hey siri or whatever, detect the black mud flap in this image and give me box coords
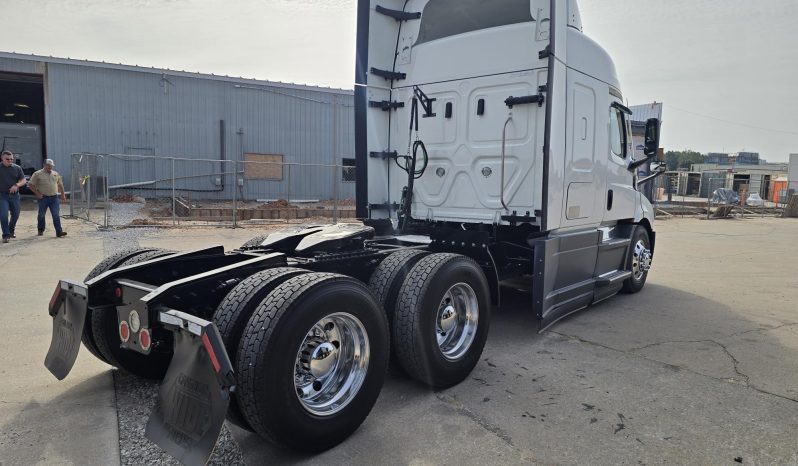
[44,280,88,380]
[146,310,235,466]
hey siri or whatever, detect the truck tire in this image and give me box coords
[621,226,652,294]
[213,267,309,430]
[236,273,389,451]
[367,249,428,320]
[393,253,491,388]
[91,248,176,379]
[81,248,160,364]
[240,234,270,249]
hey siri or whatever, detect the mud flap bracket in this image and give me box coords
[145,310,235,466]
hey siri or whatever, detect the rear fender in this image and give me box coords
[146,310,235,466]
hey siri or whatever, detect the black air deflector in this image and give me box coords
[376,5,421,21]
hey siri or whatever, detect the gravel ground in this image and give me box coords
[108,201,149,226]
[93,224,246,466]
[114,372,244,466]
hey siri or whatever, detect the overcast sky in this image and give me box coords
[3,0,797,161]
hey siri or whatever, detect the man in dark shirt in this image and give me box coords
[1,150,26,243]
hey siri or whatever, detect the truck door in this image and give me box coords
[602,100,637,223]
[560,71,604,228]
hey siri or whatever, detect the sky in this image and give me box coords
[2,0,797,162]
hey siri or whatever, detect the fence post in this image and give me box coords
[287,164,292,205]
[333,164,339,223]
[151,156,157,206]
[104,155,109,228]
[69,154,75,218]
[172,158,176,226]
[232,160,238,228]
[706,178,712,220]
[86,160,92,223]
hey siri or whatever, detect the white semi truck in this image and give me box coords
[45,1,662,464]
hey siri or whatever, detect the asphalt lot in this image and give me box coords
[1,208,797,465]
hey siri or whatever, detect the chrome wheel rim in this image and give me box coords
[631,240,652,281]
[436,283,479,361]
[294,312,370,416]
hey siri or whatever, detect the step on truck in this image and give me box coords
[45,1,663,464]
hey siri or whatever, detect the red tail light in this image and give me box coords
[119,321,130,343]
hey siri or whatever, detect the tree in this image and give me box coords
[664,150,704,171]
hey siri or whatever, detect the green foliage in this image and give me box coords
[664,150,704,171]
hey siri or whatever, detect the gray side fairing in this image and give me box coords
[530,223,635,331]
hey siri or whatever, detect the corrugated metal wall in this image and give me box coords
[1,54,355,201]
[0,56,43,74]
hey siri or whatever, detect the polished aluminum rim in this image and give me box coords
[632,240,653,281]
[436,283,479,361]
[293,312,369,416]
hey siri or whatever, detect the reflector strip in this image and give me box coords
[159,312,182,327]
[49,284,61,310]
[201,333,221,373]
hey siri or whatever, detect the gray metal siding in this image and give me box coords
[0,57,43,74]
[2,56,354,201]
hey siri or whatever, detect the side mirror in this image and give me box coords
[650,161,667,173]
[644,118,661,156]
[638,161,667,188]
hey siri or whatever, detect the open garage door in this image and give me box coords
[0,71,46,175]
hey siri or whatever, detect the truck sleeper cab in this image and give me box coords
[45,2,661,465]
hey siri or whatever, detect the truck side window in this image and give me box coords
[610,106,626,159]
[416,0,534,45]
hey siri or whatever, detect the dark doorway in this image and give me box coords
[0,72,46,174]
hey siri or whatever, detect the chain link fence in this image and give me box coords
[69,153,793,227]
[649,169,788,219]
[67,153,356,228]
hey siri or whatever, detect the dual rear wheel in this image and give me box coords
[213,250,492,452]
[372,252,491,388]
[213,270,390,451]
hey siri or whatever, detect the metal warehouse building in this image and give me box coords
[0,51,355,201]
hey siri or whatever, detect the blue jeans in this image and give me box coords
[0,192,21,239]
[38,196,63,235]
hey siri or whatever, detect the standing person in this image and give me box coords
[28,159,68,238]
[0,150,26,243]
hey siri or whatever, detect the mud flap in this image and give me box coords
[44,280,88,380]
[146,310,235,466]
